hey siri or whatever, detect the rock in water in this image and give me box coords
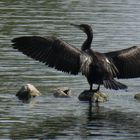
[134,93,140,100]
[16,84,41,103]
[53,87,71,98]
[78,90,108,102]
[93,91,108,102]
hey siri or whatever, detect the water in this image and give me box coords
[0,0,140,139]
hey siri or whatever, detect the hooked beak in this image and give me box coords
[70,23,80,28]
[70,23,85,31]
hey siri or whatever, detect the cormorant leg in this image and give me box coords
[90,84,93,91]
[93,85,100,92]
[89,84,93,108]
[96,85,100,91]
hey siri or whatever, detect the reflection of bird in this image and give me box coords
[12,24,140,91]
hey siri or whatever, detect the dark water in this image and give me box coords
[0,0,140,139]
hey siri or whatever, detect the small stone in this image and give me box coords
[53,87,71,98]
[16,84,41,103]
[134,93,140,100]
[78,90,108,102]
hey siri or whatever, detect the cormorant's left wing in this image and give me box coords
[105,46,140,78]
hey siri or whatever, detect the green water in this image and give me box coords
[0,0,140,139]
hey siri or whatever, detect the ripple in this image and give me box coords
[0,0,140,139]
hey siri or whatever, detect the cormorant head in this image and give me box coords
[71,23,93,36]
[71,23,93,50]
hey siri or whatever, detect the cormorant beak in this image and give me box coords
[70,23,80,29]
[70,23,86,32]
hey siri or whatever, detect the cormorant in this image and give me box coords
[12,24,140,91]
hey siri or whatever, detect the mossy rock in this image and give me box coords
[53,87,71,98]
[78,90,108,102]
[16,84,41,103]
[134,93,140,100]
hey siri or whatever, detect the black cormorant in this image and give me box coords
[12,24,140,91]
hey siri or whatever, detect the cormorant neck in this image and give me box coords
[81,31,93,51]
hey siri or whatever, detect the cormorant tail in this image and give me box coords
[103,79,127,90]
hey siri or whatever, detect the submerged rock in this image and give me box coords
[134,93,140,100]
[16,84,41,103]
[53,87,71,98]
[78,90,108,102]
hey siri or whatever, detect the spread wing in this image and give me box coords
[105,46,140,78]
[12,36,82,75]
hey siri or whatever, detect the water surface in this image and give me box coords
[0,0,140,139]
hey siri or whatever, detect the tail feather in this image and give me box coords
[103,79,127,90]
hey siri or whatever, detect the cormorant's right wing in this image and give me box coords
[12,36,82,75]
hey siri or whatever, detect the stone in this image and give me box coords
[16,84,41,103]
[78,90,108,102]
[53,87,71,98]
[134,93,140,100]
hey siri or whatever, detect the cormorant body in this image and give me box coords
[12,24,140,91]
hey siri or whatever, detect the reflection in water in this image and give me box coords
[0,0,140,139]
[86,106,140,139]
[7,104,140,139]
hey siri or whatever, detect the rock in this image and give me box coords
[93,91,108,102]
[78,90,108,102]
[16,84,41,103]
[134,93,140,100]
[78,90,91,101]
[53,87,71,98]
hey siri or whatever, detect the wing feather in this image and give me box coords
[12,36,82,75]
[106,46,140,78]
